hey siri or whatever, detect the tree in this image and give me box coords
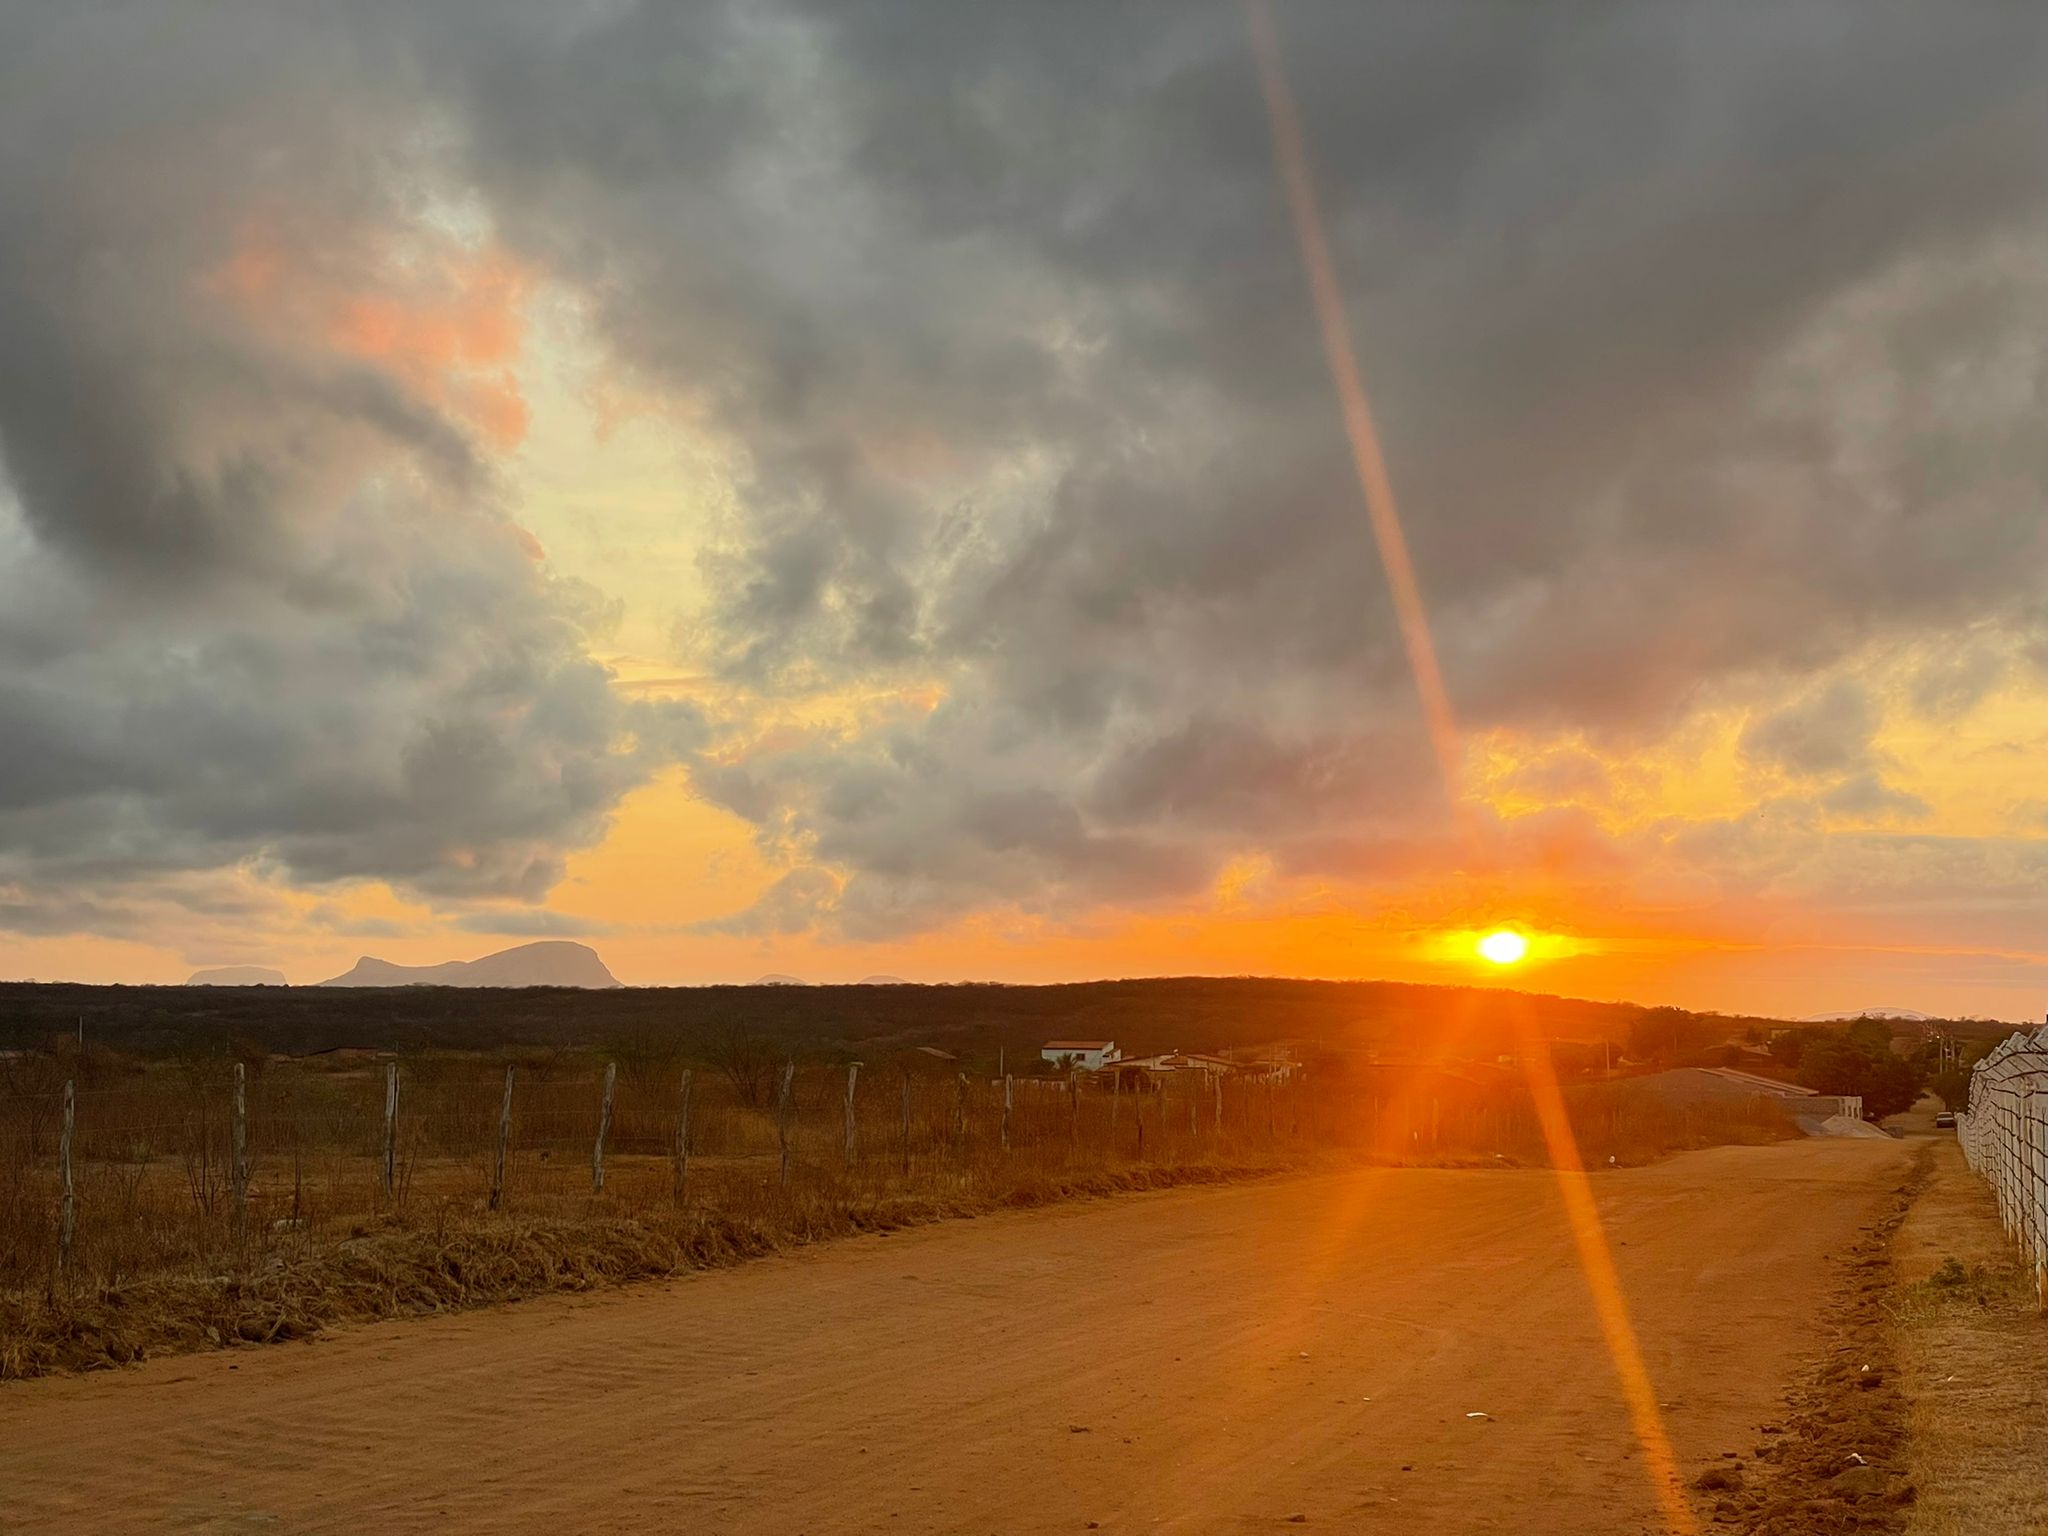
[1795,1033,1929,1120]
[706,1023,783,1107]
[1928,1067,1971,1113]
[1625,1007,1723,1064]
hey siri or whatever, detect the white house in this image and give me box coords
[1041,1039,1119,1071]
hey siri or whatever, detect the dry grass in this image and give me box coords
[1891,1136,2048,1536]
[0,1159,1288,1380]
[1,1047,1798,1379]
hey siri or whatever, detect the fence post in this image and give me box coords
[674,1068,694,1205]
[1214,1073,1224,1135]
[1070,1070,1081,1148]
[956,1072,969,1146]
[490,1066,514,1211]
[844,1062,861,1166]
[901,1071,913,1178]
[593,1061,617,1194]
[59,1079,75,1279]
[382,1060,399,1199]
[777,1061,796,1186]
[1112,1069,1121,1136]
[232,1061,249,1246]
[1001,1074,1013,1152]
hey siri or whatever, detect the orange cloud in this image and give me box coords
[211,217,534,449]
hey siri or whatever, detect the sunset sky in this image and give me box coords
[4,3,2047,1019]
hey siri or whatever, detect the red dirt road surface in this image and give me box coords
[0,1139,1910,1534]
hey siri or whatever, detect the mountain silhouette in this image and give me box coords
[316,941,620,989]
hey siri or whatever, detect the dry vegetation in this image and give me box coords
[1,1039,1795,1379]
[1891,1137,2048,1536]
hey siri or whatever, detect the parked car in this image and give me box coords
[1934,1111,1956,1129]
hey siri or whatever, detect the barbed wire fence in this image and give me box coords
[0,1054,1328,1296]
[1956,1030,2048,1309]
[2,1047,1803,1303]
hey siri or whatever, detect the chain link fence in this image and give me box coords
[1957,1030,2048,1304]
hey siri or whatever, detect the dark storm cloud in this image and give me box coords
[6,1,2048,944]
[0,2,704,935]
[423,0,2048,933]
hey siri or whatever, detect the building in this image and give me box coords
[1628,1066,1874,1134]
[1104,1051,1236,1080]
[1041,1039,1119,1071]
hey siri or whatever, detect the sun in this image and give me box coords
[1477,928,1528,966]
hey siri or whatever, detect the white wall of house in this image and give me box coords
[1041,1042,1117,1071]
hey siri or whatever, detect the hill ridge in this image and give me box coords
[316,941,620,990]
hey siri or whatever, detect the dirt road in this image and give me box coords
[0,1139,1910,1534]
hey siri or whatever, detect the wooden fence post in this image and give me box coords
[674,1068,694,1205]
[900,1071,913,1178]
[592,1061,617,1194]
[1112,1069,1121,1135]
[59,1079,75,1279]
[232,1061,249,1246]
[490,1066,514,1211]
[844,1062,861,1166]
[1214,1073,1224,1135]
[1070,1070,1080,1147]
[1001,1074,1013,1152]
[956,1073,969,1146]
[777,1061,796,1186]
[381,1060,399,1199]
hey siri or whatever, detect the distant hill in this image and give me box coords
[316,941,620,989]
[186,966,288,987]
[755,973,807,986]
[1,972,1813,1062]
[1799,1007,1930,1023]
[857,974,909,985]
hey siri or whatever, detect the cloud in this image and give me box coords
[1821,773,1931,826]
[459,1,2045,935]
[1741,681,1878,778]
[0,3,705,939]
[7,2,2048,954]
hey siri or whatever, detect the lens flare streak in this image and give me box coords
[1244,6,1698,1528]
[1244,0,1461,799]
